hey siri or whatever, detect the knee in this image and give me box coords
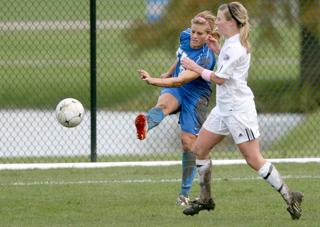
[181,134,196,151]
[191,140,213,160]
[156,104,166,110]
[191,142,200,154]
[191,143,206,158]
[181,139,193,151]
[155,104,170,116]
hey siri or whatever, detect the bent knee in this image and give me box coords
[181,140,194,151]
[191,141,212,159]
[181,133,196,151]
[191,145,204,158]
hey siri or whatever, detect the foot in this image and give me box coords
[176,194,190,206]
[135,114,148,140]
[183,198,215,216]
[287,191,304,220]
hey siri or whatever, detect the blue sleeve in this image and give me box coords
[195,49,216,70]
[179,29,191,50]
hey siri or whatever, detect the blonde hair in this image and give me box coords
[219,2,251,52]
[191,11,220,40]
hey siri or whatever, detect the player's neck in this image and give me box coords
[225,29,240,39]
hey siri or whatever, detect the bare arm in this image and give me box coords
[138,69,199,87]
[181,57,225,85]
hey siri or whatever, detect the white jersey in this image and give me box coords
[214,34,254,116]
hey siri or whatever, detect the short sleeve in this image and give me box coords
[195,49,215,70]
[215,45,244,79]
[195,55,213,70]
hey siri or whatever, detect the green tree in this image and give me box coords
[299,0,320,86]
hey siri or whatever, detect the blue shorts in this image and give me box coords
[161,87,209,135]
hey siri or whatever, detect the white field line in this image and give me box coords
[0,20,132,31]
[1,175,319,187]
[1,158,320,171]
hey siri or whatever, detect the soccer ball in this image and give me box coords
[55,98,85,128]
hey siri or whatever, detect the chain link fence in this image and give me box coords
[0,0,319,163]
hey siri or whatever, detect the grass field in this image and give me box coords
[0,163,319,226]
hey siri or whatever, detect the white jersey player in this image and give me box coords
[181,2,303,220]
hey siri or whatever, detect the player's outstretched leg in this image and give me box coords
[287,191,304,220]
[183,198,215,216]
[135,107,165,140]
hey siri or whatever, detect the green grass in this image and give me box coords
[0,163,319,226]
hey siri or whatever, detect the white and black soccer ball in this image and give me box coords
[55,98,85,128]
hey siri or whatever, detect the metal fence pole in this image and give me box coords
[90,0,97,162]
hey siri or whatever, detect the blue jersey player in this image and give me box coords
[135,11,219,206]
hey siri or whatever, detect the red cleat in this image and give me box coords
[135,114,148,140]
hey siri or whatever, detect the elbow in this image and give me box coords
[171,79,184,87]
[213,76,225,85]
[215,80,224,85]
[172,82,183,87]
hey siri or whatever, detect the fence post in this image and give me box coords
[90,0,97,162]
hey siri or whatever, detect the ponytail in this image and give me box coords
[219,2,251,52]
[239,21,251,53]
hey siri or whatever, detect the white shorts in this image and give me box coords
[203,107,260,144]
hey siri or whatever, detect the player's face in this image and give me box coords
[190,24,209,49]
[215,10,232,37]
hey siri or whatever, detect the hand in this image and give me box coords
[181,57,203,74]
[207,35,220,54]
[138,69,152,84]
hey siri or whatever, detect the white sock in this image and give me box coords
[196,159,212,202]
[196,159,211,167]
[258,162,291,203]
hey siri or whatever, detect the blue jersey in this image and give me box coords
[173,28,216,99]
[160,29,216,134]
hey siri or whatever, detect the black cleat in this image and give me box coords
[183,198,215,216]
[287,191,303,220]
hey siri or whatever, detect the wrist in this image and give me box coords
[201,69,212,81]
[195,65,205,75]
